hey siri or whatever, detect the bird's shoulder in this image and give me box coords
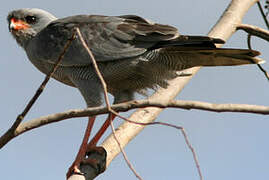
[28,14,180,66]
[45,14,179,44]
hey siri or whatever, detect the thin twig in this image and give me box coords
[237,24,269,81]
[110,119,143,180]
[236,24,269,42]
[1,99,269,148]
[0,30,76,148]
[247,33,252,49]
[109,110,203,180]
[180,128,203,180]
[247,31,269,81]
[75,27,143,180]
[75,27,111,109]
[257,1,269,29]
[254,1,269,81]
[266,0,269,16]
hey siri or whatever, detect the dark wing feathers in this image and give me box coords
[149,35,225,50]
[30,14,223,66]
[118,15,153,23]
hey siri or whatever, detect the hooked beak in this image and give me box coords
[9,18,30,31]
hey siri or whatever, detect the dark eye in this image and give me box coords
[25,16,37,24]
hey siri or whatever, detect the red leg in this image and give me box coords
[66,116,96,179]
[87,113,116,147]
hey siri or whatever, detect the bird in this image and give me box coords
[7,8,264,178]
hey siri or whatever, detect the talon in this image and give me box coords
[66,164,83,179]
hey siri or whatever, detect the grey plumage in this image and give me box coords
[7,8,264,107]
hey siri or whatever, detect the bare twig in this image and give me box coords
[246,33,269,81]
[110,120,143,180]
[0,31,76,149]
[75,28,111,109]
[236,24,269,42]
[257,1,269,29]
[247,33,252,49]
[180,128,203,180]
[1,99,269,148]
[253,2,269,81]
[265,0,269,16]
[108,110,203,180]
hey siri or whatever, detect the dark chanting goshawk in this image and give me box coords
[7,8,264,178]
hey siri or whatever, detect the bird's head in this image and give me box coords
[7,8,57,48]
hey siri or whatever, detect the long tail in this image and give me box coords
[158,47,264,69]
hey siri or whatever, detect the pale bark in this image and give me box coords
[237,24,269,42]
[2,99,269,149]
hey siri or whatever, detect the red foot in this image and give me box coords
[66,116,96,179]
[66,146,107,179]
[88,113,116,147]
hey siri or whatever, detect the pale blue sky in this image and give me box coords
[0,0,268,180]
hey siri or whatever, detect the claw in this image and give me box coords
[84,146,107,175]
[66,164,83,179]
[67,147,107,179]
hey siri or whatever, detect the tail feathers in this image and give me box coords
[161,47,265,68]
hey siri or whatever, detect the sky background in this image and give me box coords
[0,0,269,180]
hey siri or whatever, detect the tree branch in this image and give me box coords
[1,99,268,149]
[257,1,269,29]
[243,27,269,81]
[236,24,269,42]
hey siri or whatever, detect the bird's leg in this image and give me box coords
[66,116,96,179]
[66,113,114,178]
[87,113,116,147]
